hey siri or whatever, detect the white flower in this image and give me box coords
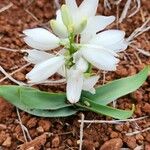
[23,28,60,50]
[26,56,65,83]
[88,29,128,52]
[66,68,84,103]
[51,0,115,38]
[23,0,128,104]
[23,49,54,64]
[50,10,68,38]
[83,75,99,94]
[66,58,99,103]
[80,30,127,71]
[80,16,115,43]
[75,57,89,72]
[66,67,100,103]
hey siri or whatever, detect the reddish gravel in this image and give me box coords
[0,0,150,149]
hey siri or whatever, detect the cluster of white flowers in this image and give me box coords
[23,0,128,103]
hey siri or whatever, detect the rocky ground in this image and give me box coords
[0,0,149,149]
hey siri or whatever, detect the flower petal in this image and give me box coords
[57,65,66,77]
[107,39,128,52]
[23,49,54,64]
[26,56,65,83]
[81,15,115,43]
[50,10,68,38]
[79,0,99,18]
[66,69,83,103]
[65,0,79,24]
[83,75,99,94]
[73,51,82,63]
[89,30,127,52]
[82,48,119,71]
[65,0,78,12]
[76,57,88,72]
[23,28,60,50]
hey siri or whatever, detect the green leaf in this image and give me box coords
[77,97,134,119]
[20,107,77,117]
[83,66,150,105]
[0,85,71,110]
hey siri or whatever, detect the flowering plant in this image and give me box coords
[0,0,149,119]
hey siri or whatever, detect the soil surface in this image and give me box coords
[0,0,150,150]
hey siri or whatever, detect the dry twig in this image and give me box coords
[127,18,150,42]
[130,45,150,57]
[78,116,148,124]
[126,127,150,136]
[104,0,111,10]
[16,108,32,142]
[0,66,26,85]
[24,9,39,21]
[119,0,141,23]
[0,63,31,83]
[54,0,61,9]
[119,0,131,23]
[79,114,85,150]
[28,79,66,85]
[0,2,13,13]
[0,46,20,52]
[128,0,141,18]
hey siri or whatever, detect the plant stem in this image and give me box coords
[69,32,75,54]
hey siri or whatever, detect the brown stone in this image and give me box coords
[52,136,60,148]
[0,124,7,130]
[110,132,119,138]
[83,140,95,150]
[2,136,12,147]
[124,137,137,149]
[131,90,143,102]
[145,133,150,142]
[36,126,44,133]
[26,118,37,128]
[38,120,51,131]
[0,131,7,144]
[115,124,123,132]
[100,138,123,150]
[67,139,73,146]
[13,72,25,81]
[19,134,47,150]
[143,103,150,113]
[0,98,14,122]
[145,144,150,150]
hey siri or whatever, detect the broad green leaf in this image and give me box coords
[0,85,71,110]
[77,97,134,119]
[20,107,77,117]
[83,66,150,105]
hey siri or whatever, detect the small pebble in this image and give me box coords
[36,126,44,133]
[2,136,11,147]
[124,137,137,149]
[100,138,123,150]
[38,120,51,131]
[0,124,7,130]
[52,136,60,148]
[110,132,119,138]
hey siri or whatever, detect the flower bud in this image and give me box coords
[75,17,87,34]
[61,5,73,32]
